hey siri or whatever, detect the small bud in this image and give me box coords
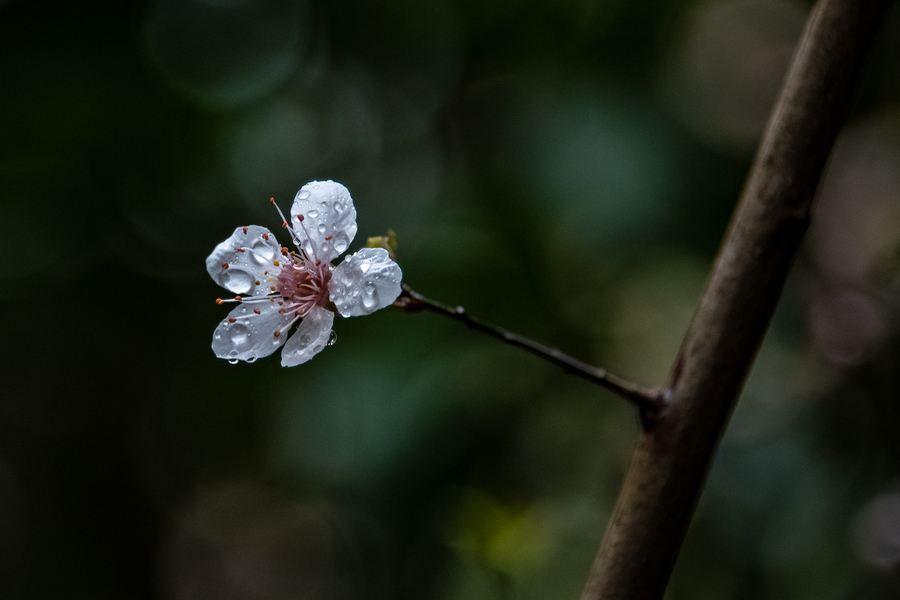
[366,229,398,259]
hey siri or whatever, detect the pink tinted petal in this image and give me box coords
[328,247,402,317]
[280,306,335,367]
[212,300,295,363]
[206,225,284,297]
[289,181,357,262]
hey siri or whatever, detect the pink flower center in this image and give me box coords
[276,256,333,317]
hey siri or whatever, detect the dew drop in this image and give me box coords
[246,355,257,363]
[220,269,253,294]
[361,285,378,310]
[334,202,344,214]
[327,330,337,346]
[317,223,327,234]
[230,323,251,346]
[307,209,319,218]
[313,344,324,353]
[249,241,276,264]
[298,190,311,200]
[333,233,349,254]
[359,262,371,274]
[300,334,312,347]
[228,359,239,364]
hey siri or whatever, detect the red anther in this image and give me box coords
[242,226,248,234]
[215,298,224,305]
[237,248,245,253]
[255,280,260,286]
[270,197,275,204]
[235,296,242,301]
[228,318,236,323]
[222,263,229,269]
[264,270,269,275]
[273,330,281,338]
[278,309,286,314]
[253,309,261,315]
[325,235,333,240]
[282,222,288,229]
[297,214,305,221]
[262,233,269,240]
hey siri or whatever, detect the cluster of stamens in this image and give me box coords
[215,197,334,339]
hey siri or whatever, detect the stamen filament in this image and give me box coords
[270,197,304,248]
[216,294,280,304]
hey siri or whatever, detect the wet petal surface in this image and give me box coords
[212,299,295,363]
[329,247,403,317]
[289,180,357,263]
[281,305,335,367]
[206,225,284,297]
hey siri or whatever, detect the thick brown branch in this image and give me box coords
[581,1,893,599]
[395,284,665,419]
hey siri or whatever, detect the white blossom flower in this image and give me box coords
[206,180,403,366]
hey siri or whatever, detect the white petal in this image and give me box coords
[207,225,285,297]
[212,300,295,363]
[328,247,403,317]
[289,180,357,262]
[281,305,335,367]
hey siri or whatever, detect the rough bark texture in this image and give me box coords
[580,1,894,599]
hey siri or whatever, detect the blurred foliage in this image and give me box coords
[1,0,900,598]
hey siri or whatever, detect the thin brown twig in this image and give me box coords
[394,283,666,422]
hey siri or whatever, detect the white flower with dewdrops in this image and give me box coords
[206,180,403,366]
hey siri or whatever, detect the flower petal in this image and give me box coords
[207,225,284,297]
[281,305,335,367]
[212,300,296,363]
[290,180,357,263]
[328,247,403,317]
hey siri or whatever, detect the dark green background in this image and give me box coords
[2,0,900,598]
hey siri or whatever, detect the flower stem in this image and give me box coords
[394,284,666,423]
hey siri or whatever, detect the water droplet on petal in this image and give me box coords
[307,209,319,218]
[219,269,253,294]
[228,359,239,364]
[359,262,371,274]
[361,285,378,310]
[317,223,327,234]
[334,202,344,214]
[246,355,257,363]
[249,240,275,264]
[298,190,311,200]
[333,233,349,254]
[327,330,337,346]
[230,323,251,346]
